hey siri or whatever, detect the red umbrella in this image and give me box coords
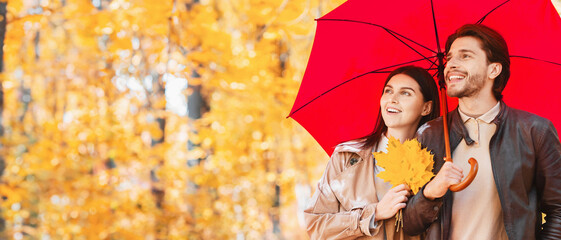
[289,0,561,157]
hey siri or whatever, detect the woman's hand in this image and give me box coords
[375,184,410,220]
[423,161,463,200]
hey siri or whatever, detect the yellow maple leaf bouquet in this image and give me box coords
[372,136,435,230]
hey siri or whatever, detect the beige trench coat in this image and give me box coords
[304,141,421,240]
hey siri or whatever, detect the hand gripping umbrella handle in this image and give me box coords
[444,157,478,192]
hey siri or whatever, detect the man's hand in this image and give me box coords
[375,184,410,220]
[423,162,463,200]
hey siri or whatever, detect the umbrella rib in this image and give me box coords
[384,30,438,66]
[510,55,561,66]
[431,71,439,78]
[426,56,438,72]
[288,57,432,117]
[476,0,511,24]
[317,18,437,54]
[430,0,443,54]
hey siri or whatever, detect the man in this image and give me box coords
[402,24,561,240]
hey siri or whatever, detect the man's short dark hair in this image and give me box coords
[445,24,510,100]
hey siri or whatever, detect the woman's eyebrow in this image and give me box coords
[400,87,416,92]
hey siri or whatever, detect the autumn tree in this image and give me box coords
[1,0,193,238]
[181,0,344,238]
[0,0,348,239]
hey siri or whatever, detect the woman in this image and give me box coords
[304,66,440,240]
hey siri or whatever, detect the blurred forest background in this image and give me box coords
[0,0,559,239]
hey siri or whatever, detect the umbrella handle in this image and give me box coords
[445,157,478,192]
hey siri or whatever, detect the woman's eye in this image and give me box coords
[401,91,411,96]
[384,89,392,94]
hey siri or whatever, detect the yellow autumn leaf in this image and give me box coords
[373,137,435,194]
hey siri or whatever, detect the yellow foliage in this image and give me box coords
[6,0,24,15]
[0,0,346,238]
[373,137,435,194]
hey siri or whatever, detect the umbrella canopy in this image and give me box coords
[289,0,561,156]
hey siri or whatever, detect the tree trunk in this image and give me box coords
[0,1,7,233]
[187,79,207,166]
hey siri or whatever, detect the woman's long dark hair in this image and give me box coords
[360,65,440,150]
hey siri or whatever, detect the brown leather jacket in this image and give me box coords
[304,141,421,240]
[402,101,561,240]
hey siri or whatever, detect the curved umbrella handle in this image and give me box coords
[444,157,478,192]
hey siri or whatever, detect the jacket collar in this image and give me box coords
[335,141,375,161]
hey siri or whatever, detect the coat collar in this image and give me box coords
[334,140,375,161]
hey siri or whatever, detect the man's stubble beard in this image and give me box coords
[447,73,486,99]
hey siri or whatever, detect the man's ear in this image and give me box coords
[488,63,502,79]
[421,101,433,116]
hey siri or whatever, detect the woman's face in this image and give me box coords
[380,74,432,131]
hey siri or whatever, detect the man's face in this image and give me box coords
[444,36,492,98]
